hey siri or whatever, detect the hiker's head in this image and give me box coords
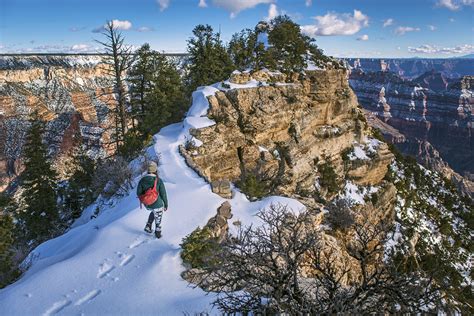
[147,161,158,174]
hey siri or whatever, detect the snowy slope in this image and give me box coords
[0,85,305,316]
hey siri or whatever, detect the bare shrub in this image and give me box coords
[92,155,133,198]
[191,204,444,314]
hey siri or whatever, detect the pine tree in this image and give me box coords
[19,118,58,242]
[129,43,155,128]
[186,24,234,93]
[0,205,17,288]
[228,29,257,71]
[64,145,95,220]
[124,48,187,159]
[142,52,187,134]
[266,15,313,74]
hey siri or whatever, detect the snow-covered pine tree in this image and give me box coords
[19,117,59,242]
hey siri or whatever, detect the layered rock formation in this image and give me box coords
[346,57,474,79]
[0,55,116,191]
[349,70,473,177]
[182,69,393,206]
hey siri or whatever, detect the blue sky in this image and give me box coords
[0,0,473,57]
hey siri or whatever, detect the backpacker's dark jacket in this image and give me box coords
[137,174,168,210]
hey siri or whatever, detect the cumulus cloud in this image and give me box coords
[437,0,474,10]
[428,25,437,31]
[266,4,279,21]
[157,0,170,11]
[357,34,369,41]
[198,0,207,7]
[383,18,394,27]
[71,44,91,51]
[301,10,369,36]
[212,0,273,18]
[305,0,312,6]
[394,26,420,35]
[408,44,474,54]
[136,26,154,32]
[92,19,132,33]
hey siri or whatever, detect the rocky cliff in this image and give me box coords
[349,70,473,178]
[0,55,116,191]
[180,69,471,299]
[181,69,393,208]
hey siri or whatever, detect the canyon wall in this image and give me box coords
[0,55,116,191]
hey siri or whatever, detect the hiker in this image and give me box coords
[137,161,168,239]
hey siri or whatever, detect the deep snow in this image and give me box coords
[0,85,305,316]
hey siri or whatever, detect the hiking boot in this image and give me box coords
[155,230,162,239]
[144,223,152,234]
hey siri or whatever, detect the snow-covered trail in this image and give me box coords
[0,86,305,316]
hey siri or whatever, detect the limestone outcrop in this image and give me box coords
[182,69,393,202]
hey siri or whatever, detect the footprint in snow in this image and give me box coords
[119,254,135,267]
[128,236,151,249]
[74,289,101,306]
[42,299,71,316]
[97,262,115,279]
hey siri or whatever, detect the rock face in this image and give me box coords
[183,69,393,202]
[0,55,115,191]
[349,69,473,176]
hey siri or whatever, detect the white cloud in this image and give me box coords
[212,0,273,18]
[92,19,132,33]
[198,0,207,7]
[449,18,455,22]
[437,0,474,10]
[266,4,279,21]
[305,0,312,6]
[136,26,154,32]
[357,34,369,41]
[111,20,132,30]
[71,44,91,51]
[428,25,437,31]
[394,26,420,35]
[383,18,394,27]
[408,44,474,54]
[157,0,170,11]
[301,10,369,36]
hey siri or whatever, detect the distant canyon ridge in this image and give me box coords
[0,54,472,196]
[346,58,473,190]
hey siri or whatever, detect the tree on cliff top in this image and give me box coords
[227,16,335,74]
[95,20,134,153]
[186,24,234,93]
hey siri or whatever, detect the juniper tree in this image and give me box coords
[186,24,234,93]
[19,118,58,242]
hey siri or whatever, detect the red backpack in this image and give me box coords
[139,177,159,206]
